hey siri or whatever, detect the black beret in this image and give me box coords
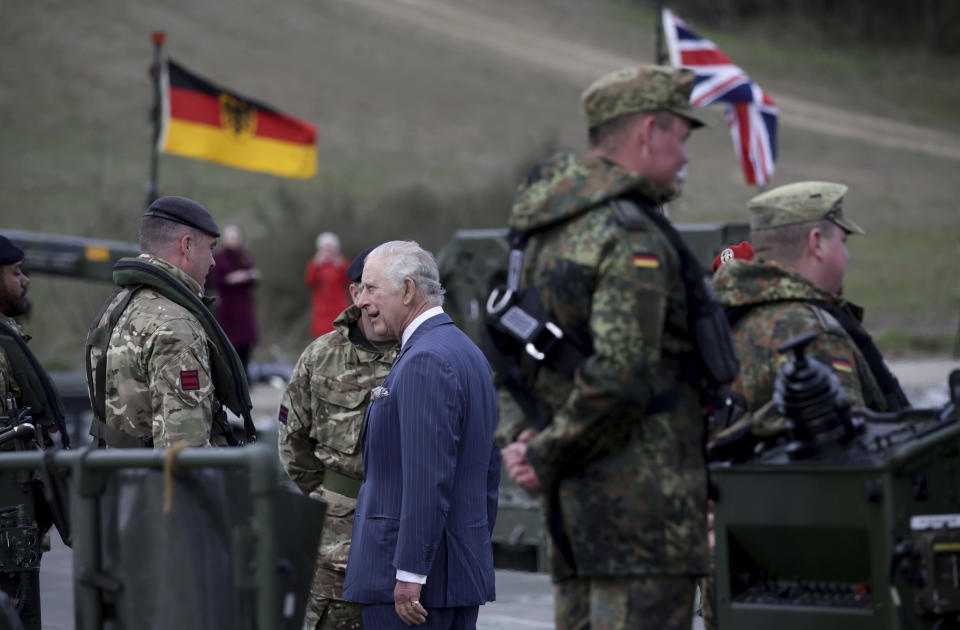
[347,246,377,283]
[143,196,221,237]
[0,236,24,266]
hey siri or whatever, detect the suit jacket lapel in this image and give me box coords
[360,313,453,470]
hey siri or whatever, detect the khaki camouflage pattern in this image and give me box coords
[0,314,24,407]
[555,575,695,630]
[712,259,886,437]
[303,587,362,630]
[91,254,225,447]
[510,152,709,581]
[278,305,396,613]
[581,65,706,129]
[749,181,865,235]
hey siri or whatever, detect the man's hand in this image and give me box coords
[502,429,544,493]
[394,580,428,626]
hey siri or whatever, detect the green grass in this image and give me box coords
[2,0,958,366]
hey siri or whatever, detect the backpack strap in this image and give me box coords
[613,196,740,389]
[84,286,151,448]
[0,320,69,447]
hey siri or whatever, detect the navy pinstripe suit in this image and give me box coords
[342,313,500,617]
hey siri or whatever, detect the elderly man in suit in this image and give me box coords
[342,241,500,629]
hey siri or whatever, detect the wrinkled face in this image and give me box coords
[356,255,409,342]
[350,282,394,343]
[222,225,243,250]
[0,262,29,317]
[185,233,218,289]
[819,225,850,295]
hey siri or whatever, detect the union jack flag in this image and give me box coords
[662,9,778,187]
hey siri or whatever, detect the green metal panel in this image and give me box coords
[0,445,324,630]
[711,403,960,630]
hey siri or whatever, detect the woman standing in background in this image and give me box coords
[211,223,261,373]
[304,232,350,338]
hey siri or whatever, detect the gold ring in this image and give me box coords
[411,601,421,609]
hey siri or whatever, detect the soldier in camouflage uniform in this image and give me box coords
[0,238,32,408]
[0,235,69,630]
[712,181,908,438]
[278,248,397,630]
[87,196,242,448]
[500,66,711,630]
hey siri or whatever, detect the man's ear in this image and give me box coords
[633,114,657,153]
[402,277,416,305]
[807,227,824,261]
[177,233,193,259]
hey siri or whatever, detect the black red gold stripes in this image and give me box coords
[159,59,317,179]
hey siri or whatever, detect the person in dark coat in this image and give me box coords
[211,223,260,372]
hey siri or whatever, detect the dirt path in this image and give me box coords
[348,0,960,161]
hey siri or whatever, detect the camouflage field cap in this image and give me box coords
[581,65,707,130]
[749,181,865,235]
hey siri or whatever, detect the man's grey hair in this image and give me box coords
[588,110,675,152]
[367,240,445,306]
[751,219,836,264]
[139,216,206,255]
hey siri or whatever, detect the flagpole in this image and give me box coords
[146,30,165,209]
[655,0,665,64]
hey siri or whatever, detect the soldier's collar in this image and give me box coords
[137,253,206,299]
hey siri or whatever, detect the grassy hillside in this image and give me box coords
[1,0,958,366]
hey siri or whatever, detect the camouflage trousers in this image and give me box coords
[303,566,362,630]
[554,575,696,630]
[698,574,717,630]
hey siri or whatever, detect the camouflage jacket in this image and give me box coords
[278,305,396,592]
[712,259,886,428]
[92,254,226,447]
[0,314,24,408]
[510,152,708,580]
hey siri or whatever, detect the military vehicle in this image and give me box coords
[436,222,751,572]
[709,332,960,630]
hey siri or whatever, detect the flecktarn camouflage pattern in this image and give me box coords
[507,151,709,588]
[278,305,396,629]
[748,181,865,235]
[90,254,224,447]
[712,258,886,436]
[581,65,706,129]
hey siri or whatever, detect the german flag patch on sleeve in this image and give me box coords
[632,253,660,269]
[831,359,853,374]
[180,370,200,391]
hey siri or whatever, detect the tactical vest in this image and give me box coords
[85,258,256,448]
[485,194,739,428]
[0,320,68,445]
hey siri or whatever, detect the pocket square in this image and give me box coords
[371,386,390,400]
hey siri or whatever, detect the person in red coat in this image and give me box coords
[210,223,261,373]
[305,232,350,338]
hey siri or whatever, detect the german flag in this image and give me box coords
[159,59,317,179]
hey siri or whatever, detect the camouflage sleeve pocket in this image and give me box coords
[312,377,369,455]
[155,339,215,408]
